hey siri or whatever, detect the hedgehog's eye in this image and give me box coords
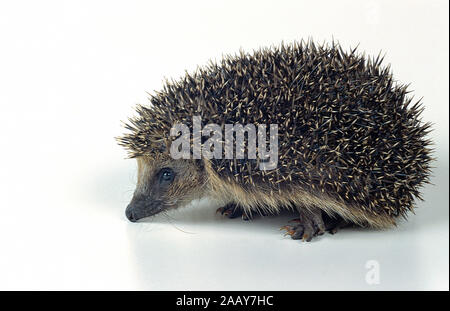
[159,168,175,185]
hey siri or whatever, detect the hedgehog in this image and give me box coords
[118,41,433,242]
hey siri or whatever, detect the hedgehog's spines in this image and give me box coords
[118,41,433,220]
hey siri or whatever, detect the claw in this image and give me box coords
[281,210,349,242]
[302,234,311,242]
[280,225,295,236]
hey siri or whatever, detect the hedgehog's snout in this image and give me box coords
[125,205,138,222]
[125,194,163,222]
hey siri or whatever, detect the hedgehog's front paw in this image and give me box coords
[216,204,250,220]
[281,209,326,242]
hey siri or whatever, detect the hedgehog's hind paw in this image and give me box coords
[216,204,250,220]
[281,208,326,242]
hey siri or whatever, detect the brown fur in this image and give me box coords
[136,155,207,211]
[203,159,395,228]
[136,155,395,228]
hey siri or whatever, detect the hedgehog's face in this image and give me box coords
[125,155,205,222]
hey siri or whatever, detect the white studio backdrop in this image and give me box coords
[0,0,448,290]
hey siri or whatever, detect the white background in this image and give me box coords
[0,0,448,290]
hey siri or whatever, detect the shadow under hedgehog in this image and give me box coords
[117,41,433,242]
